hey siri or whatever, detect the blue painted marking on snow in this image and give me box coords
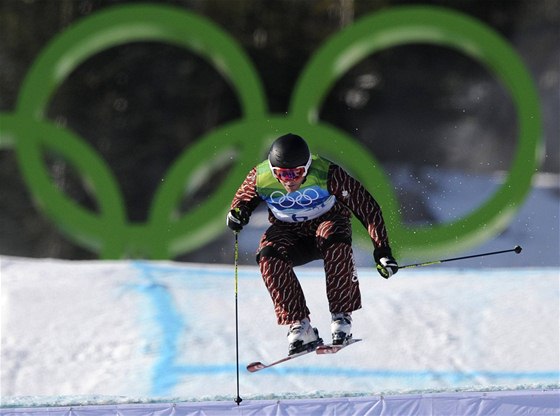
[266,367,560,382]
[168,365,558,382]
[132,261,189,396]
[128,262,559,394]
[130,261,255,396]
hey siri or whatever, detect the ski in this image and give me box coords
[247,338,362,372]
[315,338,362,354]
[246,347,317,372]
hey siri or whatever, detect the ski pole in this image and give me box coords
[398,245,522,269]
[233,232,243,405]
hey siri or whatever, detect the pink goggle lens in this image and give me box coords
[272,166,306,181]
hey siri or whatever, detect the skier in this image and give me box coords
[226,133,398,355]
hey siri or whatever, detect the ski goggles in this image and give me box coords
[269,156,312,182]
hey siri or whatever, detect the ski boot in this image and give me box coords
[287,317,323,355]
[331,312,352,345]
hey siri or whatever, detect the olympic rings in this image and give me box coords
[270,188,321,208]
[0,5,541,259]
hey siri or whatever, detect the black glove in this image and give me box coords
[226,208,249,232]
[374,246,399,279]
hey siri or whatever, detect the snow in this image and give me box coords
[1,257,558,408]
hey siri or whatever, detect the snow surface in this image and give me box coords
[1,257,558,408]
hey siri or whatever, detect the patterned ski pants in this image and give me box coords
[257,215,361,325]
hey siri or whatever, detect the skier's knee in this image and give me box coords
[256,245,286,264]
[321,234,352,248]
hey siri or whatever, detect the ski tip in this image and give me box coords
[247,361,265,372]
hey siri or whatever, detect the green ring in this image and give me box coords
[291,5,541,257]
[17,4,266,119]
[8,4,267,257]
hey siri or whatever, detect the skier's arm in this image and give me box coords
[328,164,398,278]
[328,164,389,247]
[227,167,261,232]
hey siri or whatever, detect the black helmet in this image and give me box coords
[268,133,310,168]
